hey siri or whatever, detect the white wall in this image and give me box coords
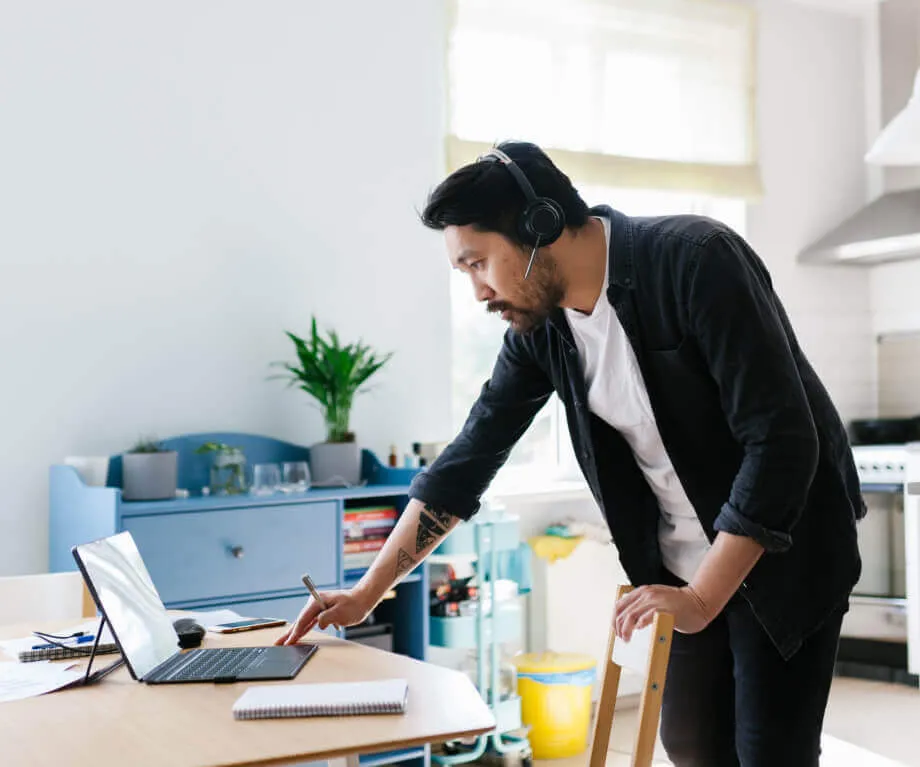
[745,0,876,423]
[0,1,451,575]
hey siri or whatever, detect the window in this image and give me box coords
[445,0,761,198]
[446,0,759,487]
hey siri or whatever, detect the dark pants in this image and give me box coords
[657,572,846,767]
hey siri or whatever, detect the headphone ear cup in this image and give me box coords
[521,197,566,246]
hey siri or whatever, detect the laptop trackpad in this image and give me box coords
[237,644,317,680]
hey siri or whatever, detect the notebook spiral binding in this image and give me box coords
[234,699,402,720]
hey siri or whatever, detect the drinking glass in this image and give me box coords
[251,463,281,495]
[282,461,311,492]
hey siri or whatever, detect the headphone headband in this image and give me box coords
[480,148,539,202]
[477,145,566,250]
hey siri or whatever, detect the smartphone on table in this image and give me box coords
[207,617,287,634]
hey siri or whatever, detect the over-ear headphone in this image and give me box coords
[479,146,566,249]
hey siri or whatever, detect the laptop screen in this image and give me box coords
[73,531,179,680]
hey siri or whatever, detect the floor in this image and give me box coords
[523,676,920,767]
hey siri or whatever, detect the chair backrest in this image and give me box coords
[588,585,674,767]
[0,571,96,625]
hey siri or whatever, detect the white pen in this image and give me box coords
[301,573,328,610]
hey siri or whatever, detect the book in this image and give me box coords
[18,643,119,663]
[344,539,387,554]
[344,507,397,541]
[232,678,409,720]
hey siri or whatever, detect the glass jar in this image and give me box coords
[209,448,247,495]
[459,648,518,703]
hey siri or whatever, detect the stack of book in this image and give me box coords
[343,506,397,577]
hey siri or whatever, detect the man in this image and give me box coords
[277,141,864,767]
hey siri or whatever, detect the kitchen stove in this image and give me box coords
[852,444,908,486]
[838,444,917,686]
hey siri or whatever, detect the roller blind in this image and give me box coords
[446,0,762,199]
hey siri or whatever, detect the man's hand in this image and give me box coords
[274,588,374,646]
[614,584,712,641]
[274,499,461,647]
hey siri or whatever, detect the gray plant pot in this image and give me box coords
[310,441,361,487]
[122,451,178,501]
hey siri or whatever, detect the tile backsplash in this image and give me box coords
[878,332,920,418]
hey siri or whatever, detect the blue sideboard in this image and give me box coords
[49,432,430,767]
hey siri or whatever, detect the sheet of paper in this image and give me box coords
[611,623,653,674]
[0,619,116,659]
[0,661,84,703]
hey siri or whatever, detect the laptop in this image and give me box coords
[72,531,317,684]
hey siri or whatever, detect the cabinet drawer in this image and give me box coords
[123,501,339,605]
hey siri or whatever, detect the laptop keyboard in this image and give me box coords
[151,647,266,682]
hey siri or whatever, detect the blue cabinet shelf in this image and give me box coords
[49,431,429,767]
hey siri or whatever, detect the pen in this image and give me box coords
[301,573,328,610]
[32,635,95,650]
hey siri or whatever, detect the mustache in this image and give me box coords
[487,301,530,316]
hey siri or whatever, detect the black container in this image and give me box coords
[848,416,920,445]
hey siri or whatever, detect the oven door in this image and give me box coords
[843,489,907,642]
[905,444,920,676]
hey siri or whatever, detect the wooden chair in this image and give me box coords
[588,585,675,767]
[0,571,96,624]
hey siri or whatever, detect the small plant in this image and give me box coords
[129,437,166,453]
[271,316,393,443]
[194,441,238,456]
[195,441,247,495]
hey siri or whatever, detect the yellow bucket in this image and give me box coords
[512,651,597,759]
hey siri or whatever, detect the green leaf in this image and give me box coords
[270,315,393,441]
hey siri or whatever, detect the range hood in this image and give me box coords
[799,188,920,265]
[799,1,920,267]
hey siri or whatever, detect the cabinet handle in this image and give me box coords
[229,545,245,559]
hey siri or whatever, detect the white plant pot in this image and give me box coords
[310,441,361,487]
[64,456,110,487]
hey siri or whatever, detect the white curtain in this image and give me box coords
[446,0,762,199]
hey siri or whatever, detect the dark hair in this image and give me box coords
[421,140,590,247]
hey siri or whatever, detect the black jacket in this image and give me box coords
[409,204,864,660]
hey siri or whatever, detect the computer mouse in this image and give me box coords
[173,618,206,649]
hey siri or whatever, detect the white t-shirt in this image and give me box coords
[563,216,711,583]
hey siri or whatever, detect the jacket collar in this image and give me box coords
[546,204,634,342]
[591,204,634,290]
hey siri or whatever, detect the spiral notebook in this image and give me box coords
[232,679,408,720]
[18,643,118,663]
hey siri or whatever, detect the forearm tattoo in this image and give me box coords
[415,503,454,554]
[395,504,457,580]
[395,548,416,578]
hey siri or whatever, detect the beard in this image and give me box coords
[487,250,565,334]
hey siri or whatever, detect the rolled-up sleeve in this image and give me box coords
[687,231,819,552]
[408,329,554,520]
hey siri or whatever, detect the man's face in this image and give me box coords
[446,225,564,334]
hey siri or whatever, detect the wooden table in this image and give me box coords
[0,619,495,767]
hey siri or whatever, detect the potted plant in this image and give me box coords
[271,316,392,486]
[122,437,178,501]
[195,441,247,495]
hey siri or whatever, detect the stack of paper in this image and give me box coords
[0,661,85,703]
